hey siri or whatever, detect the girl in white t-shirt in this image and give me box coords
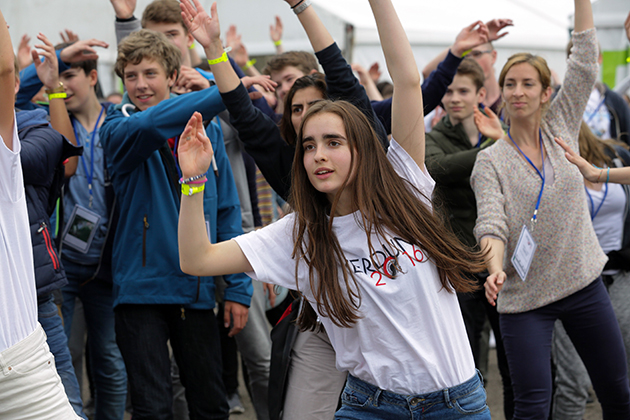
[178,0,490,418]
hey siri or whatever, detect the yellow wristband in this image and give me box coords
[189,42,196,50]
[242,59,257,71]
[274,40,283,47]
[48,92,68,100]
[460,49,472,58]
[182,183,205,196]
[207,52,228,66]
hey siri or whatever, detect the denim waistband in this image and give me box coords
[345,370,484,408]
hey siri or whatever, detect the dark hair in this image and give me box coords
[376,81,393,99]
[263,51,318,76]
[114,29,181,79]
[55,42,98,75]
[289,100,485,329]
[142,0,188,33]
[457,58,485,91]
[280,73,327,146]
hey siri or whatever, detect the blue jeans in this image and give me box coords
[335,371,490,419]
[38,294,87,419]
[501,278,630,419]
[61,258,127,420]
[115,304,229,420]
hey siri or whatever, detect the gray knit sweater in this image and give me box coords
[471,29,606,314]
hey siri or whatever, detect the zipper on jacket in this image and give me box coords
[39,222,60,270]
[142,215,149,267]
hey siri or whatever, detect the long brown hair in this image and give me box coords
[578,121,628,167]
[289,100,486,329]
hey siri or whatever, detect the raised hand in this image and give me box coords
[485,18,513,42]
[59,38,109,63]
[269,15,283,44]
[17,34,32,70]
[178,112,214,179]
[110,0,137,20]
[473,107,504,142]
[555,137,601,182]
[32,33,60,90]
[225,25,248,68]
[351,63,370,85]
[180,0,221,50]
[368,62,381,83]
[451,21,490,57]
[625,11,630,42]
[485,271,506,306]
[60,29,79,44]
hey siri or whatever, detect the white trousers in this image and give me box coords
[0,324,80,419]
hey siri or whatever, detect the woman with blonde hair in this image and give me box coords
[471,0,630,417]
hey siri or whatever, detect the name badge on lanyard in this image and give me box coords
[508,129,545,281]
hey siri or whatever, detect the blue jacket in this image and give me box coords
[17,109,82,301]
[100,89,252,309]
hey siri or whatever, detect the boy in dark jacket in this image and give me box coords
[425,58,513,419]
[100,29,251,420]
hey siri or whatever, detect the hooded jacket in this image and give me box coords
[100,89,252,309]
[425,114,505,248]
[17,109,83,301]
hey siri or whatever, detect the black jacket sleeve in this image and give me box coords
[371,51,462,135]
[221,83,295,201]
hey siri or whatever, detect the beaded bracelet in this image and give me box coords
[179,172,208,185]
[187,178,207,185]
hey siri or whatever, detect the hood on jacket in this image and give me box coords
[16,108,50,130]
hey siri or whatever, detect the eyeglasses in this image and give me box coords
[468,50,493,58]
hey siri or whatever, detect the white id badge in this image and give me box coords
[61,205,101,253]
[511,225,537,281]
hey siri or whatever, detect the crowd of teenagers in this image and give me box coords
[2,0,630,419]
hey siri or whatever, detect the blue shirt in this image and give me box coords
[62,116,109,263]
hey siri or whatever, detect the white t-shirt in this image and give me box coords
[0,115,38,353]
[235,139,475,395]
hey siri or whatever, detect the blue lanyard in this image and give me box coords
[585,183,608,220]
[73,105,105,208]
[585,97,606,125]
[508,128,545,223]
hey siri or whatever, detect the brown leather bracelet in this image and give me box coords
[45,82,65,95]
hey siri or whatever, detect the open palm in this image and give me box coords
[181,0,221,49]
[178,112,214,179]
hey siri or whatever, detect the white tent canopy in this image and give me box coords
[6,0,625,94]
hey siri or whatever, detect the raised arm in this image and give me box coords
[178,112,253,278]
[368,0,423,166]
[0,9,14,148]
[31,33,78,177]
[182,1,240,94]
[421,20,496,79]
[284,0,333,52]
[270,15,284,54]
[574,0,594,32]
